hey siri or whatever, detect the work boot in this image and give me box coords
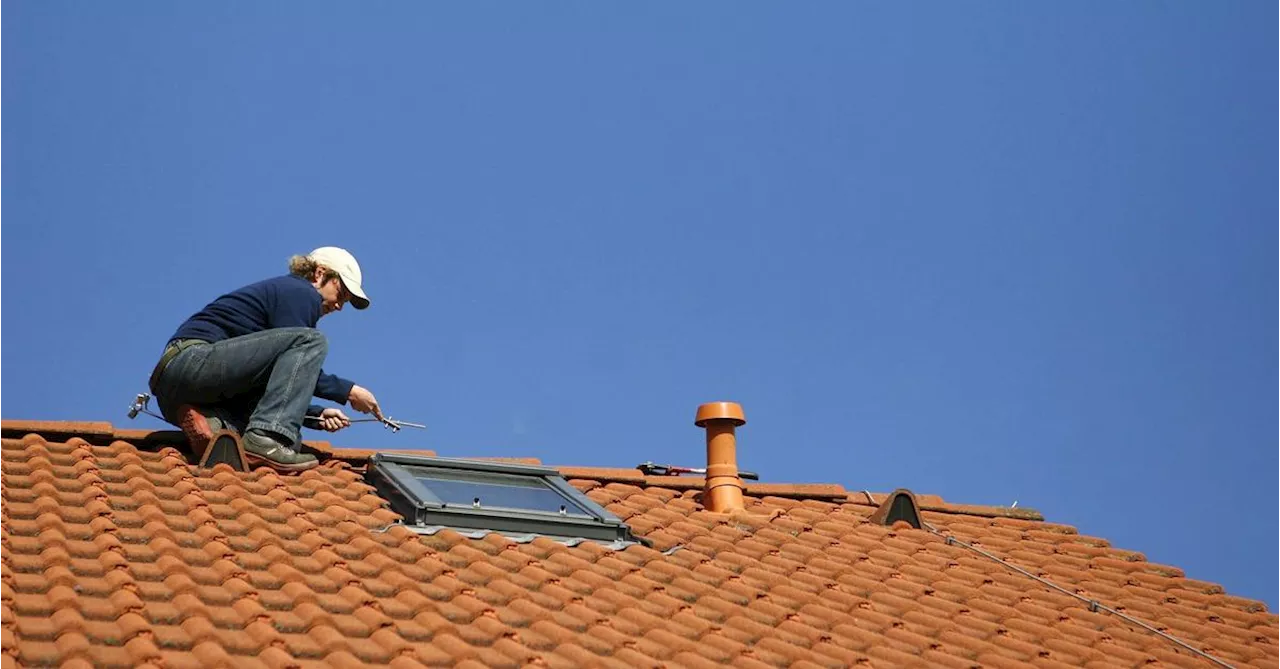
[175,405,215,457]
[242,430,319,472]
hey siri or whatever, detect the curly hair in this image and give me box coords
[288,255,340,283]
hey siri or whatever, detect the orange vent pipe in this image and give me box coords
[695,401,746,513]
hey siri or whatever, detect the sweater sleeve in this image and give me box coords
[303,404,327,431]
[315,372,355,405]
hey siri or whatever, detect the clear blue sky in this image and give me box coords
[4,3,1275,609]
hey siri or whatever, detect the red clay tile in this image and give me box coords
[1043,636,1107,663]
[730,650,785,669]
[3,424,1276,669]
[864,642,929,666]
[919,648,983,669]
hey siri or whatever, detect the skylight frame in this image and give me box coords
[367,453,636,543]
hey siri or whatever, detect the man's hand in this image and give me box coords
[348,385,384,420]
[317,408,352,432]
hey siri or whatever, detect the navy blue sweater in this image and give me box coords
[169,274,355,409]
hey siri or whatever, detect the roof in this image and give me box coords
[2,419,1276,668]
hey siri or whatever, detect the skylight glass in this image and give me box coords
[366,453,637,543]
[406,466,594,517]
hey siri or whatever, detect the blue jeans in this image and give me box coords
[152,328,328,446]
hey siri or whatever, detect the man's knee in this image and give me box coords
[297,328,328,355]
[276,327,327,351]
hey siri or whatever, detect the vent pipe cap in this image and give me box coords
[695,402,746,427]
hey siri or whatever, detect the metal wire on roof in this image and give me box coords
[921,521,1236,669]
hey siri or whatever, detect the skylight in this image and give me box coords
[366,453,637,543]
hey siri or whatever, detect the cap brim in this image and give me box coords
[338,274,370,310]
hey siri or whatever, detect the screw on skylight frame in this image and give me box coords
[464,494,571,516]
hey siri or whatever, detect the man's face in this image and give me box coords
[316,273,351,316]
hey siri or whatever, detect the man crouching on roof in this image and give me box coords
[148,247,384,472]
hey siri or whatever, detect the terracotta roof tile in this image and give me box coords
[2,421,1277,667]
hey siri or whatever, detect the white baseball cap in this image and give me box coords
[308,246,370,309]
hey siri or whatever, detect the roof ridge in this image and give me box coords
[0,419,1042,520]
[555,466,1044,521]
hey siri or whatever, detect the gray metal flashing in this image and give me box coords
[405,524,644,550]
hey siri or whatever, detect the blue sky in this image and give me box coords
[4,3,1275,609]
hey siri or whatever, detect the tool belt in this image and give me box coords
[148,339,208,392]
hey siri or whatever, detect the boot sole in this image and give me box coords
[244,451,320,473]
[175,405,214,457]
